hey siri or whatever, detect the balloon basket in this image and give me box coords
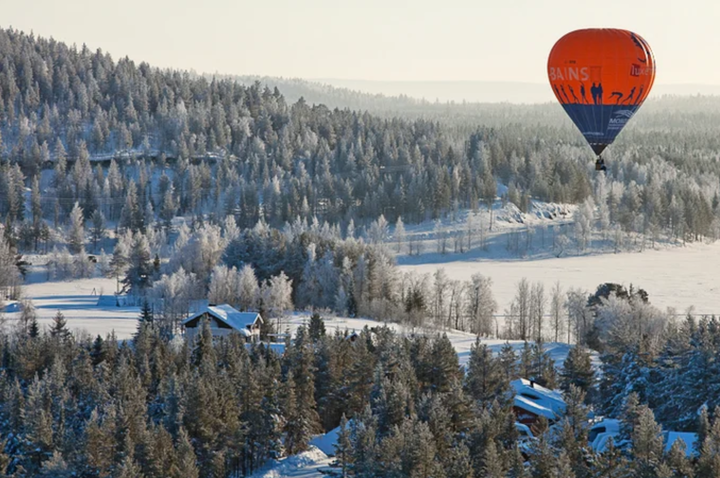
[595,157,607,172]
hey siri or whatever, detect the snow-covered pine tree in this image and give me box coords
[173,427,200,478]
[497,342,519,382]
[327,414,352,478]
[122,232,153,295]
[465,339,507,404]
[428,333,462,394]
[630,405,664,477]
[50,310,72,341]
[308,312,326,341]
[90,209,105,252]
[482,440,505,478]
[561,345,594,397]
[82,408,115,476]
[36,451,72,478]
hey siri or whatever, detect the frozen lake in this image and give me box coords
[399,241,720,317]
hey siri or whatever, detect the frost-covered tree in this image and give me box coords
[573,198,594,252]
[152,267,199,335]
[367,214,389,244]
[630,405,664,477]
[0,235,21,299]
[223,215,240,244]
[431,268,450,327]
[208,264,239,306]
[394,216,405,254]
[237,264,259,311]
[74,248,95,278]
[67,202,85,254]
[530,282,545,342]
[119,180,140,232]
[173,224,226,285]
[160,187,177,233]
[549,281,564,343]
[434,219,448,254]
[465,273,497,336]
[509,278,530,341]
[261,272,294,328]
[566,288,590,344]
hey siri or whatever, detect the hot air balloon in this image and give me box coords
[547,29,656,171]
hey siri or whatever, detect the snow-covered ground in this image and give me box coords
[2,275,140,339]
[246,447,333,478]
[399,241,720,317]
[1,278,595,371]
[394,196,720,316]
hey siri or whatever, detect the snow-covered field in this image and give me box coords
[2,277,594,371]
[399,241,720,317]
[3,276,140,339]
[394,196,720,317]
[3,271,588,365]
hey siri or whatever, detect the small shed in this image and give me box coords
[183,304,263,343]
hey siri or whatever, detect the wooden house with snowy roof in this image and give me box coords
[183,304,263,343]
[510,378,567,426]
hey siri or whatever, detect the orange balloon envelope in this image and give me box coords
[547,28,656,156]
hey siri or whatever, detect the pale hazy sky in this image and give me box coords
[2,0,718,84]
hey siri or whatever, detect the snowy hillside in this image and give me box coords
[394,194,578,263]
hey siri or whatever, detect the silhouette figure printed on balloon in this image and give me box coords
[636,85,644,105]
[559,85,571,103]
[568,85,580,103]
[622,87,637,104]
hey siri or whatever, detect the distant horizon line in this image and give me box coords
[212,73,720,87]
[307,78,720,87]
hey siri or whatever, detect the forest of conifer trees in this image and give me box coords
[0,25,720,476]
[0,305,719,477]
